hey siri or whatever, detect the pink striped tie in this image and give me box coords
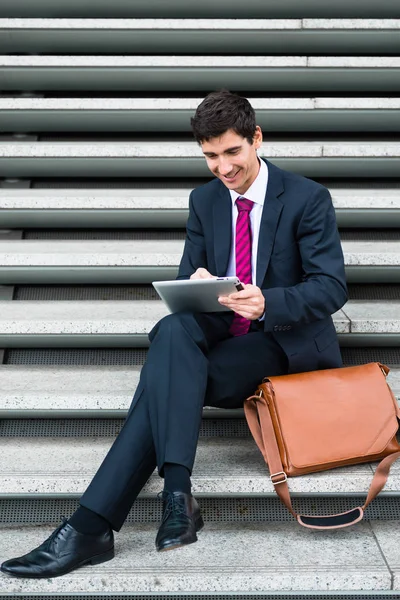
[229,197,254,336]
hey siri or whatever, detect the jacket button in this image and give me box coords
[287,325,292,330]
[273,326,278,331]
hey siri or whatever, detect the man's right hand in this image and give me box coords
[190,268,216,280]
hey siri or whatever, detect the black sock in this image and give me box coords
[68,505,111,536]
[163,463,191,495]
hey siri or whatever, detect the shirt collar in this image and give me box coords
[229,157,268,207]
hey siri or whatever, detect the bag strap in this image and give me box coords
[245,392,400,530]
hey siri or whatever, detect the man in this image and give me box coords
[1,90,347,579]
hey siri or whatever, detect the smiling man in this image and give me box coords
[1,90,348,579]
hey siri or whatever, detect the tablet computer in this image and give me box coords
[152,277,244,313]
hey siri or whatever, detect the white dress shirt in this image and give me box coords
[225,157,268,285]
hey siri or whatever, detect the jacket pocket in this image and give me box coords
[314,325,338,353]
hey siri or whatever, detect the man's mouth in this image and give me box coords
[222,170,240,182]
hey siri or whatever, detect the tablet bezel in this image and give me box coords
[152,277,243,313]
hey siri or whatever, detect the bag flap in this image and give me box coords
[266,363,398,469]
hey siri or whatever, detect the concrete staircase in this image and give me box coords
[1,2,400,598]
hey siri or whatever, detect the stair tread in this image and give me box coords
[1,301,400,334]
[0,301,346,334]
[0,365,398,412]
[1,18,399,29]
[0,300,400,334]
[0,520,394,593]
[2,56,400,67]
[1,187,399,210]
[2,97,400,110]
[0,435,389,495]
[1,140,400,158]
[0,240,398,266]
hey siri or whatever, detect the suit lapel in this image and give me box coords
[256,160,284,287]
[213,182,232,276]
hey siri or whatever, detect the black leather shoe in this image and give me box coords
[156,491,204,552]
[1,519,114,579]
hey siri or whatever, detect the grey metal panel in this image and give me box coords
[1,67,400,92]
[0,408,243,419]
[23,229,185,240]
[0,209,189,228]
[10,283,400,302]
[5,347,149,365]
[0,417,249,437]
[0,334,151,347]
[1,109,400,133]
[1,30,400,55]
[1,333,400,348]
[1,208,399,229]
[340,229,400,241]
[335,210,400,228]
[338,333,400,347]
[0,266,179,284]
[2,497,400,525]
[5,345,400,367]
[0,0,398,18]
[0,595,395,600]
[344,266,400,283]
[0,286,13,300]
[0,157,399,178]
[0,265,399,284]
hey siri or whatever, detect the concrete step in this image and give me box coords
[1,19,399,54]
[0,0,398,19]
[2,97,400,133]
[0,520,395,593]
[1,140,400,178]
[0,364,398,416]
[0,300,399,348]
[0,239,398,284]
[0,187,399,228]
[0,434,394,496]
[1,56,400,92]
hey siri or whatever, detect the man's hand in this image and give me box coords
[190,268,216,280]
[218,284,265,320]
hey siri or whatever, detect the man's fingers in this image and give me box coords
[227,284,261,300]
[219,295,259,306]
[228,290,253,300]
[190,268,215,279]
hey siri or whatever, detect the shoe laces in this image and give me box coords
[158,491,186,520]
[45,517,69,550]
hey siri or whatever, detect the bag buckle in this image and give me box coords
[270,471,287,486]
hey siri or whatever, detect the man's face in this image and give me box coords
[200,127,263,195]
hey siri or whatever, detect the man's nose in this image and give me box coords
[218,159,233,176]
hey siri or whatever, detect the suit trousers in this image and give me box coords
[80,310,288,531]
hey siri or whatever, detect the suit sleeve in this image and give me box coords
[262,187,348,331]
[176,191,208,280]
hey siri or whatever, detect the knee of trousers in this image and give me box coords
[149,311,203,343]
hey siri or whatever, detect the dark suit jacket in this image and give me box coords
[177,159,348,374]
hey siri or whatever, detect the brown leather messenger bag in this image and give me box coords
[244,362,400,530]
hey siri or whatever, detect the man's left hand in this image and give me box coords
[218,284,265,320]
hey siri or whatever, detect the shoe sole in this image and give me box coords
[0,547,115,579]
[157,515,204,553]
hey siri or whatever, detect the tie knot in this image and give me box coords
[236,197,254,213]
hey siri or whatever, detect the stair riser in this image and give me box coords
[1,157,400,178]
[1,68,400,92]
[2,30,400,54]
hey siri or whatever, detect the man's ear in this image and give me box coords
[253,126,263,149]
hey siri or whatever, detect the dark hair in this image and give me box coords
[191,90,256,145]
